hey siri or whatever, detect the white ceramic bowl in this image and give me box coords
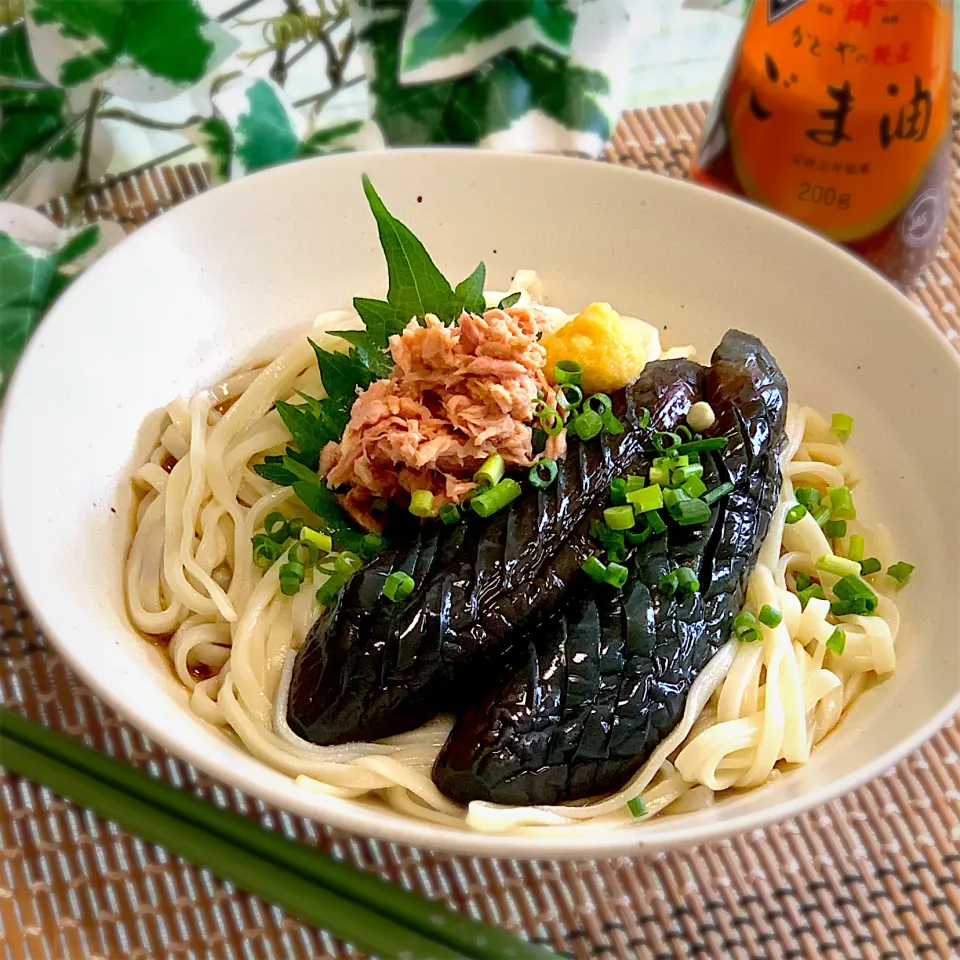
[2,151,958,860]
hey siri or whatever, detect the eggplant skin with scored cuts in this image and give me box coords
[432,331,788,807]
[286,359,703,746]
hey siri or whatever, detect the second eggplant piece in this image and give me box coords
[433,330,788,806]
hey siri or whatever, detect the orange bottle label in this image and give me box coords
[707,0,951,243]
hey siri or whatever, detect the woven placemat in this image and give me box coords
[2,105,959,960]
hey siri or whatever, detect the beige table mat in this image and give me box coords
[2,104,959,960]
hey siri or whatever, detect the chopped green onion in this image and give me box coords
[626,520,652,545]
[383,571,415,602]
[798,583,827,608]
[602,412,625,435]
[627,796,648,818]
[847,534,865,563]
[816,554,861,578]
[439,503,461,525]
[827,486,856,521]
[315,574,348,607]
[858,557,881,576]
[590,520,625,553]
[474,454,505,490]
[832,574,878,613]
[830,412,853,442]
[733,611,761,642]
[538,406,564,437]
[528,458,558,489]
[681,475,708,499]
[658,571,679,598]
[824,519,847,539]
[652,431,682,453]
[278,561,305,595]
[662,487,690,510]
[604,562,629,589]
[813,505,832,527]
[360,534,386,560]
[604,505,636,531]
[279,578,302,596]
[628,484,663,514]
[638,407,651,429]
[795,572,813,592]
[887,561,915,585]
[673,498,712,526]
[264,512,290,543]
[557,383,583,410]
[609,478,627,505]
[675,566,700,594]
[571,409,602,440]
[409,489,436,518]
[648,465,671,487]
[470,478,522,518]
[625,475,646,492]
[289,540,320,568]
[286,518,304,539]
[759,604,782,628]
[826,626,846,654]
[703,481,734,505]
[647,511,667,535]
[795,487,821,509]
[585,394,612,417]
[335,551,363,576]
[554,360,582,386]
[676,424,694,442]
[671,464,703,486]
[252,534,283,569]
[531,427,547,455]
[785,504,807,524]
[582,555,608,583]
[672,437,728,455]
[300,526,333,553]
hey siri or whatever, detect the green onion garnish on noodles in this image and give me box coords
[627,484,663,514]
[675,566,699,594]
[360,534,386,560]
[647,511,667,535]
[286,518,304,539]
[827,486,856,521]
[334,551,363,576]
[816,554,862,578]
[252,534,284,569]
[278,561,305,596]
[759,605,782,628]
[672,464,703,485]
[554,360,582,386]
[648,464,671,487]
[603,505,635,531]
[625,475,646,492]
[316,575,348,607]
[673,499,711,526]
[601,411,625,436]
[676,424,694,442]
[470,478,522,518]
[438,503,461,525]
[831,574,878,614]
[382,571,415,602]
[531,427,547,455]
[652,431,682,453]
[627,796,648,818]
[474,454,505,490]
[571,409,602,440]
[604,562,629,589]
[638,407,651,429]
[672,437,728,456]
[858,557,881,576]
[812,505,832,528]
[733,611,761,642]
[847,534,865,563]
[824,519,847,539]
[264,512,290,543]
[785,504,806,524]
[657,570,679,598]
[887,561,915,585]
[539,406,564,437]
[529,458,558,489]
[301,526,333,554]
[581,555,608,583]
[289,540,320,568]
[409,490,436,518]
[830,412,853,442]
[703,481,734,505]
[795,572,813,591]
[557,383,583,410]
[795,487,821,509]
[798,583,826,608]
[826,626,847,655]
[681,476,708,499]
[609,477,627,505]
[626,519,652,545]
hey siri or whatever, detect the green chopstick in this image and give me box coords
[0,710,559,960]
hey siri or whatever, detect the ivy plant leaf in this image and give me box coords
[234,78,302,173]
[195,117,233,182]
[362,174,462,322]
[31,0,218,88]
[401,0,576,78]
[298,121,365,158]
[0,24,79,194]
[0,224,100,395]
[455,262,486,315]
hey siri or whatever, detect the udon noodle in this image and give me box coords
[125,285,902,835]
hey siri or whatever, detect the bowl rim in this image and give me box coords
[2,147,959,859]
